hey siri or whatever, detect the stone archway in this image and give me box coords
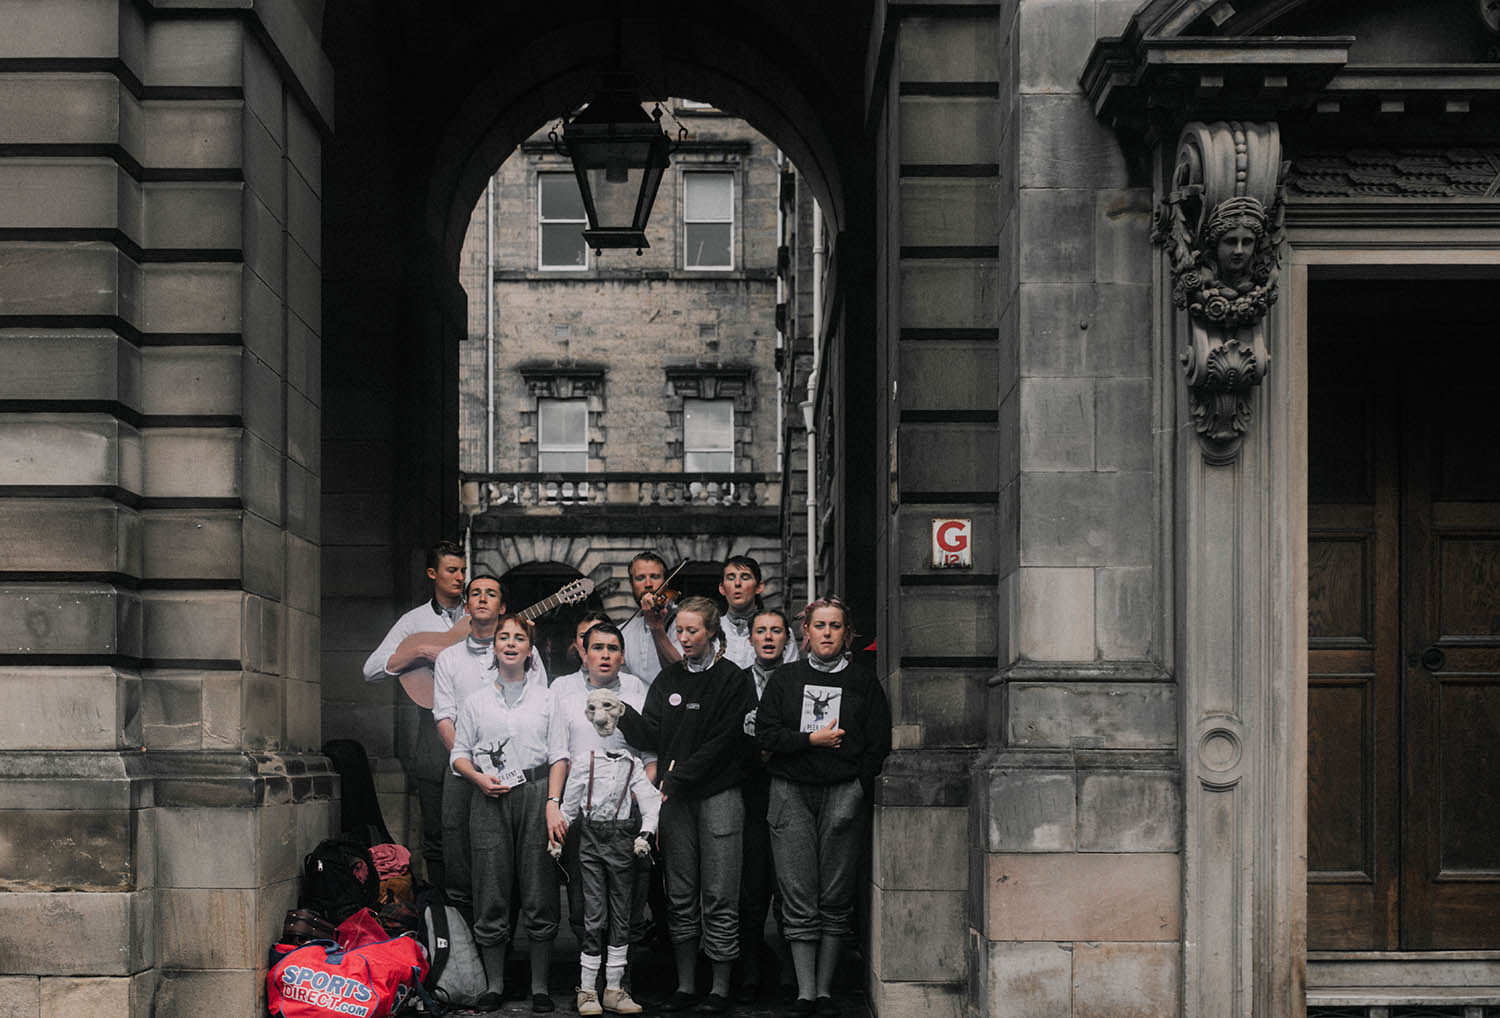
[317,1,881,791]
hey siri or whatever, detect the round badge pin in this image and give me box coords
[669,693,683,707]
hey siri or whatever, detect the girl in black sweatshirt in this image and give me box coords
[755,598,891,1017]
[617,595,756,1014]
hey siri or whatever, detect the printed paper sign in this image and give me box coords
[800,684,843,734]
[475,738,527,787]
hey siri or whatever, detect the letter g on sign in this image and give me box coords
[930,518,972,568]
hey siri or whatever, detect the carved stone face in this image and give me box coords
[1216,225,1257,278]
[585,687,625,737]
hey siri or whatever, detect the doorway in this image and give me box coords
[1307,279,1500,950]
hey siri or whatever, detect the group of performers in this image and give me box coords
[363,544,892,1017]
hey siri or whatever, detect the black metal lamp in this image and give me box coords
[551,71,676,255]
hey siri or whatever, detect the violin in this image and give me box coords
[641,586,682,617]
[624,560,687,627]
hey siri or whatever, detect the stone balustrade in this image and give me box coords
[462,472,783,511]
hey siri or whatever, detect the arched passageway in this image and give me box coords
[316,0,891,1004]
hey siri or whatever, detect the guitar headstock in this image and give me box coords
[556,577,595,605]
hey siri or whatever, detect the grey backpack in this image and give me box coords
[421,901,488,1008]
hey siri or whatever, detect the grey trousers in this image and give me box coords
[440,768,472,911]
[413,716,450,888]
[767,777,864,941]
[578,817,645,955]
[659,787,744,962]
[469,779,559,946]
[566,818,651,945]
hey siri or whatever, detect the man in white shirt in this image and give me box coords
[550,612,635,700]
[361,540,468,888]
[717,555,801,670]
[619,552,681,685]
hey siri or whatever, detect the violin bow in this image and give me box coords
[620,559,688,628]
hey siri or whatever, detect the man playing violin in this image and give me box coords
[362,540,471,888]
[620,552,682,686]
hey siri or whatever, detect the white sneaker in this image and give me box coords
[576,987,603,1016]
[601,987,643,1014]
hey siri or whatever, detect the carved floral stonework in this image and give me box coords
[1155,120,1287,464]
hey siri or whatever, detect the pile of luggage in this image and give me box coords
[266,743,488,1017]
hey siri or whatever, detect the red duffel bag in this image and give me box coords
[267,932,431,1018]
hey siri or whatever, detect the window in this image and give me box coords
[683,398,733,471]
[683,172,733,270]
[539,173,588,270]
[537,398,588,471]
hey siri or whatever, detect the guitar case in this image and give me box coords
[322,738,394,847]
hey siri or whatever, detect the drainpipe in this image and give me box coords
[774,150,785,475]
[804,199,824,602]
[485,175,496,473]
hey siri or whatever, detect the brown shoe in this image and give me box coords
[601,987,644,1014]
[577,988,603,1016]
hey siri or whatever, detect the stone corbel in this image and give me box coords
[1154,121,1286,465]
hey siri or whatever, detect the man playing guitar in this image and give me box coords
[362,540,471,889]
[363,543,596,895]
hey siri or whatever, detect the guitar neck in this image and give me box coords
[517,593,563,622]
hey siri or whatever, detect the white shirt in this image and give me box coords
[549,669,645,703]
[450,678,553,777]
[432,635,548,724]
[621,614,681,686]
[558,749,662,834]
[362,599,464,682]
[548,673,655,766]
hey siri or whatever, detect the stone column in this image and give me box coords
[1157,119,1306,1018]
[866,7,1003,1016]
[0,4,337,1015]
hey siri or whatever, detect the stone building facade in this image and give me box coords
[448,106,801,639]
[1,2,1498,1018]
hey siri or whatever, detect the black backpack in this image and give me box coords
[300,836,379,924]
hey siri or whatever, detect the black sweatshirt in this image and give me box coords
[755,659,892,790]
[617,657,756,801]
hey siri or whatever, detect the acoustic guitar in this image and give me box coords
[396,577,596,708]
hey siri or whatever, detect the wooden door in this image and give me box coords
[1307,281,1500,950]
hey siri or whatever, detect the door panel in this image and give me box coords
[1400,334,1500,948]
[1307,327,1400,950]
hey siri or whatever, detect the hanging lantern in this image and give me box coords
[551,71,675,255]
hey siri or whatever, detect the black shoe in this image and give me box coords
[659,990,699,1012]
[735,982,759,1004]
[532,991,555,1012]
[696,993,730,1014]
[474,989,504,1011]
[815,996,841,1017]
[788,1000,815,1017]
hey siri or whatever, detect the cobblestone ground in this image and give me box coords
[433,927,871,1018]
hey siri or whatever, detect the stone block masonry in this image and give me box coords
[0,2,335,1015]
[871,2,1181,1016]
